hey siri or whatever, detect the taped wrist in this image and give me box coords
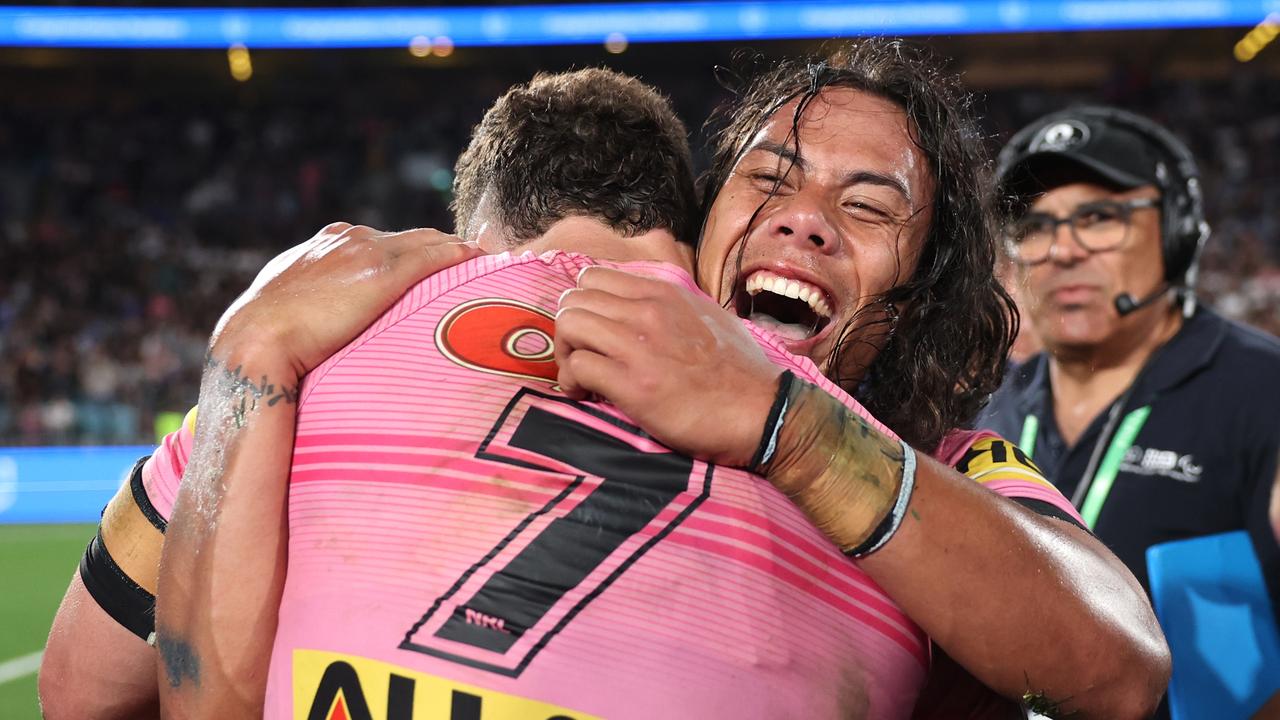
[759,377,908,555]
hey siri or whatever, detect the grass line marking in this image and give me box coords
[0,650,43,685]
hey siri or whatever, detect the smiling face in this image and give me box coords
[696,87,934,377]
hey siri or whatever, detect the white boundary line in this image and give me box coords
[0,650,43,685]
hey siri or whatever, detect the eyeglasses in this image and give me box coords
[1004,197,1159,265]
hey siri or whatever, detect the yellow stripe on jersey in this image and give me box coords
[183,405,198,434]
[293,650,600,720]
[953,436,1056,491]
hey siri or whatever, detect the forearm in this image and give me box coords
[861,462,1167,718]
[155,349,299,719]
[764,377,1169,719]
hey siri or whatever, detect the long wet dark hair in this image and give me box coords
[700,39,1017,451]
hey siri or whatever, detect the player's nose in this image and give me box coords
[764,190,842,256]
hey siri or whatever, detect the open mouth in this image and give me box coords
[734,269,833,343]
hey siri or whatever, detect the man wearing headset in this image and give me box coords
[981,106,1280,716]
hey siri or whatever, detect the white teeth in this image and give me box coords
[744,270,832,318]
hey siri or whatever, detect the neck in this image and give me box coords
[484,216,694,272]
[1046,304,1182,446]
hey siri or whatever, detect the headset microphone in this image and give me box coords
[1114,284,1170,316]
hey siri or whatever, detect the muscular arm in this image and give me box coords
[766,377,1169,719]
[154,351,299,718]
[153,224,481,717]
[41,572,159,720]
[40,459,166,720]
[554,269,1170,720]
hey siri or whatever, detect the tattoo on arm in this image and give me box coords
[157,631,201,690]
[204,353,299,429]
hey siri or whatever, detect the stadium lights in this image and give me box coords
[1234,13,1279,61]
[604,31,627,54]
[0,2,1278,49]
[408,34,431,57]
[226,42,251,81]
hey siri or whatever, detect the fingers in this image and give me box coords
[319,221,354,236]
[556,348,628,401]
[553,305,635,371]
[367,227,485,282]
[557,287,636,324]
[576,266,665,300]
[554,285,664,406]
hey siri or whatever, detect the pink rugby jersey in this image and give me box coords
[141,250,1082,720]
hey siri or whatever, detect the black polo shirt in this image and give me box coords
[978,306,1280,608]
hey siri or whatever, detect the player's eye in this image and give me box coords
[842,199,891,221]
[749,171,784,185]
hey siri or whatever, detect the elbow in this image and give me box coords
[1104,652,1171,720]
[1127,639,1173,720]
[1076,624,1171,720]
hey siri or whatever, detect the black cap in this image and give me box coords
[997,108,1168,203]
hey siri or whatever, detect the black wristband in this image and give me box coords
[747,370,796,474]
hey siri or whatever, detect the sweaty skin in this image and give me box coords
[154,224,482,719]
[555,87,1170,718]
[153,219,690,718]
[49,91,1167,720]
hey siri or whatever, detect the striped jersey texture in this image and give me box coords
[142,251,1081,720]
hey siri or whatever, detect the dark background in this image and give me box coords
[1,27,1277,444]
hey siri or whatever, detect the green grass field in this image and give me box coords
[0,523,97,720]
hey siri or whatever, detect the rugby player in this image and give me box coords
[156,54,1163,718]
[42,51,1162,717]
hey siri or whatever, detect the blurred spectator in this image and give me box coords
[0,56,1276,444]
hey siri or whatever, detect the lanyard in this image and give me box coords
[1019,406,1152,529]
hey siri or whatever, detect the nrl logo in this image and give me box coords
[1031,120,1090,153]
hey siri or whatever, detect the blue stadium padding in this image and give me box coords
[0,1,1273,49]
[1147,531,1280,720]
[0,446,151,524]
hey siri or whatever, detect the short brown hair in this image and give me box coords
[452,68,697,245]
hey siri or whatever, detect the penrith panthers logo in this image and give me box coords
[436,298,559,386]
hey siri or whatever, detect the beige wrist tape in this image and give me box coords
[760,378,908,554]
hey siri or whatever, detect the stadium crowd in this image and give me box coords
[1,63,1277,445]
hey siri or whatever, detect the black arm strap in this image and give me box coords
[79,529,156,643]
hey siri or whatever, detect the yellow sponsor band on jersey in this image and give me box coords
[956,437,1055,491]
[293,649,599,720]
